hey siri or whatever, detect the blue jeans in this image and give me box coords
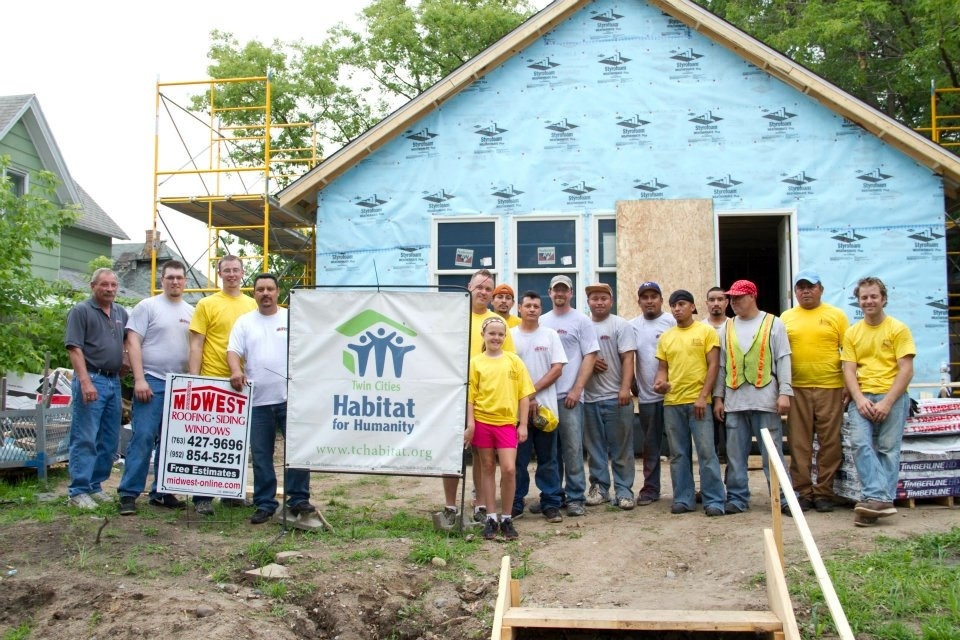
[513,427,563,512]
[118,375,168,500]
[68,372,122,497]
[250,402,311,512]
[583,399,635,501]
[635,402,664,499]
[847,393,910,502]
[725,410,788,510]
[555,400,586,503]
[664,404,725,510]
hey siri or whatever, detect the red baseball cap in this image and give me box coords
[725,280,758,297]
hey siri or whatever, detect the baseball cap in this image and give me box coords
[585,283,613,297]
[492,283,515,298]
[793,269,822,286]
[725,280,758,297]
[668,289,695,306]
[549,275,573,289]
[637,281,661,296]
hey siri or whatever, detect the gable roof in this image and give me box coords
[0,94,128,240]
[278,0,960,213]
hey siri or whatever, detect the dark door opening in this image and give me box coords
[718,215,788,315]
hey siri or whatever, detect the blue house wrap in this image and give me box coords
[279,0,960,392]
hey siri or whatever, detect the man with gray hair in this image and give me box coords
[65,268,129,509]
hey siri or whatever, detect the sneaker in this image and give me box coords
[797,497,815,512]
[704,505,725,517]
[542,506,563,523]
[510,507,525,520]
[473,507,488,524]
[585,484,608,506]
[724,502,746,514]
[89,491,113,504]
[565,501,586,517]
[68,493,98,510]
[637,495,657,506]
[814,498,835,513]
[482,517,499,540]
[500,518,519,541]
[853,513,878,528]
[289,502,317,517]
[617,497,636,510]
[250,508,275,525]
[149,494,186,510]
[222,497,250,508]
[118,496,137,515]
[671,503,694,514]
[529,501,544,514]
[854,500,897,518]
[194,501,215,516]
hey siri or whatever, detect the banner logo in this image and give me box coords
[336,310,417,378]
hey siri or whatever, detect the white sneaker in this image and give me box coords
[89,491,113,504]
[68,493,98,510]
[585,484,608,506]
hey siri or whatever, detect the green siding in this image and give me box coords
[2,121,64,279]
[59,227,111,273]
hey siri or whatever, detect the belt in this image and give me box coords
[88,367,119,378]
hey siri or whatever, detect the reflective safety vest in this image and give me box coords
[725,312,775,389]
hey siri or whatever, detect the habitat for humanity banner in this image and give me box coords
[286,289,470,475]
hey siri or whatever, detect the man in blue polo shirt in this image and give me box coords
[65,268,129,509]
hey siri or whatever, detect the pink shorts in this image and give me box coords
[472,420,518,449]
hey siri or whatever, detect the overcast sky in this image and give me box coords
[2,1,403,265]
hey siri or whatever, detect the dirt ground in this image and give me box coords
[0,456,956,640]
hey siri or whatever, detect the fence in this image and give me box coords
[0,404,71,481]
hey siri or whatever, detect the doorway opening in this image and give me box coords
[717,213,794,314]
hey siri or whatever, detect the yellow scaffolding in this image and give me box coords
[151,75,318,295]
[918,84,960,380]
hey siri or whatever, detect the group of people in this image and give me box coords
[65,256,314,524]
[64,260,915,533]
[442,270,915,539]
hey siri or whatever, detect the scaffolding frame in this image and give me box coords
[151,76,318,295]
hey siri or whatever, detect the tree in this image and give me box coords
[0,156,81,375]
[188,0,537,295]
[192,0,537,178]
[695,0,960,133]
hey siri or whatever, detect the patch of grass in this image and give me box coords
[344,548,387,562]
[259,579,288,600]
[123,554,144,576]
[88,610,103,627]
[2,620,34,640]
[140,525,160,537]
[511,549,533,580]
[168,561,189,577]
[408,532,479,568]
[791,526,960,639]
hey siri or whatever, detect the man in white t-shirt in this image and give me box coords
[510,291,567,523]
[228,274,314,525]
[541,275,599,517]
[117,260,194,515]
[630,281,675,505]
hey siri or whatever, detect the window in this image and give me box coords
[513,217,580,312]
[2,167,27,197]
[595,216,618,314]
[432,217,500,291]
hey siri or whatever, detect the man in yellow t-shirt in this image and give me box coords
[841,276,915,528]
[187,255,257,515]
[653,290,723,516]
[781,270,849,514]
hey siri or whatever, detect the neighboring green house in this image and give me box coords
[0,94,128,285]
